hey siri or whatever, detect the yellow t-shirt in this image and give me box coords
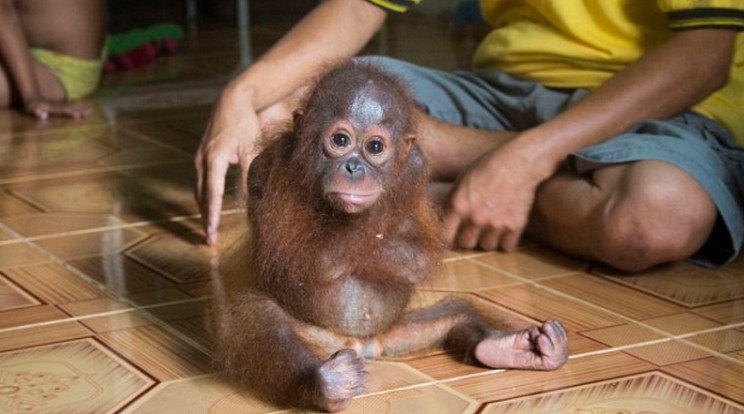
[366,0,744,146]
[473,0,744,146]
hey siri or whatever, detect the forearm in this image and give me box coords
[224,0,387,112]
[517,29,736,178]
[0,0,41,104]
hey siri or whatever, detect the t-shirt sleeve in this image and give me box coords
[364,0,422,13]
[657,0,744,30]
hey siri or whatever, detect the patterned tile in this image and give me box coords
[121,375,286,414]
[0,273,40,311]
[477,282,626,332]
[423,259,521,292]
[0,124,156,181]
[7,164,198,224]
[662,357,744,405]
[0,322,91,353]
[483,371,744,413]
[686,328,744,354]
[0,305,69,330]
[623,339,714,366]
[594,256,744,307]
[1,213,128,238]
[2,263,105,305]
[68,254,175,295]
[0,339,154,413]
[541,273,684,320]
[127,234,213,284]
[0,242,51,270]
[694,300,744,325]
[349,384,477,414]
[474,245,589,280]
[97,325,211,381]
[0,193,38,218]
[33,229,147,262]
[449,352,654,403]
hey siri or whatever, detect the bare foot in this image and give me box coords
[473,320,568,370]
[314,349,369,412]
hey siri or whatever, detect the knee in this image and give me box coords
[596,168,716,272]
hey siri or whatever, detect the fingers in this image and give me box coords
[442,213,461,246]
[238,154,253,197]
[478,228,500,251]
[204,160,229,246]
[444,211,524,252]
[26,101,93,121]
[456,223,480,250]
[62,103,92,119]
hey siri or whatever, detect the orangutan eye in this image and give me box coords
[366,139,384,155]
[332,133,350,147]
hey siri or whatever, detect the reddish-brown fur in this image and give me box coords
[211,61,569,412]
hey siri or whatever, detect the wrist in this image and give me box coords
[221,77,256,108]
[501,132,563,184]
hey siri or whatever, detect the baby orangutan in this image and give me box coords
[211,61,568,412]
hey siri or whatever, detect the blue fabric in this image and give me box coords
[359,55,744,267]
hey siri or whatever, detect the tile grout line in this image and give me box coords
[471,258,744,367]
[3,220,741,363]
[0,159,191,185]
[118,123,200,158]
[3,241,742,403]
[0,221,214,357]
[0,296,205,335]
[353,319,744,404]
[2,218,742,395]
[0,209,243,247]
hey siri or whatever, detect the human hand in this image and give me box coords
[24,99,92,121]
[443,141,549,252]
[195,94,262,246]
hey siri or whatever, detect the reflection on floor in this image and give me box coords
[1,11,743,414]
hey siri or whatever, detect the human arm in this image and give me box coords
[0,0,90,119]
[444,28,737,251]
[195,0,388,245]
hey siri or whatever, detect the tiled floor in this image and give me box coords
[1,10,743,414]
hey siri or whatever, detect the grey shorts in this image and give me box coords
[357,56,744,267]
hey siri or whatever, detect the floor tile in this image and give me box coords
[0,242,52,270]
[449,352,655,403]
[595,256,744,307]
[2,263,105,305]
[541,273,685,320]
[68,254,175,295]
[0,273,40,311]
[34,229,147,262]
[423,259,521,292]
[662,357,744,405]
[473,245,590,280]
[477,282,627,332]
[0,338,155,413]
[350,383,477,414]
[121,375,287,414]
[127,233,213,284]
[97,325,211,381]
[0,322,91,353]
[0,8,742,414]
[482,371,744,413]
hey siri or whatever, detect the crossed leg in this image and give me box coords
[417,114,718,272]
[528,161,717,271]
